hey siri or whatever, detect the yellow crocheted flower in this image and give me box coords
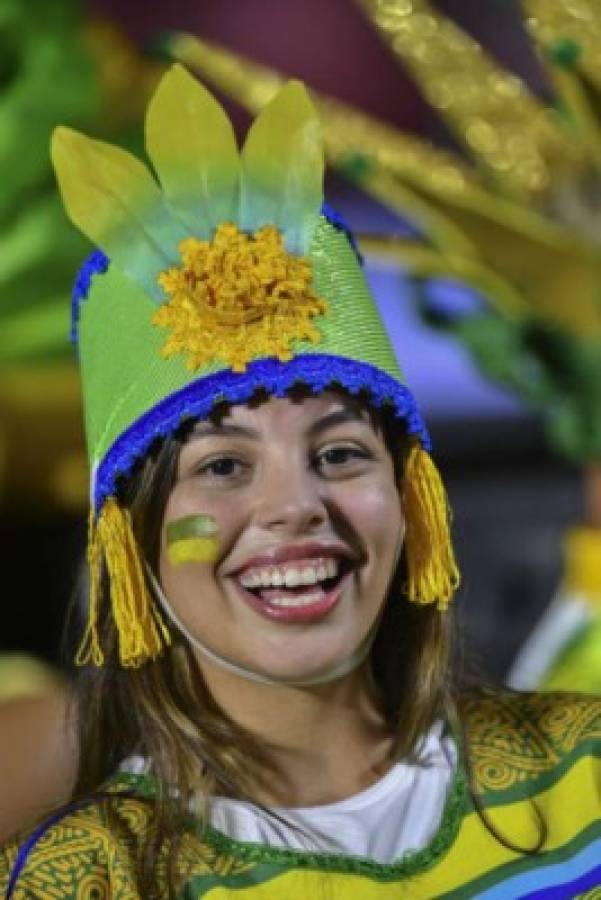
[153,223,328,372]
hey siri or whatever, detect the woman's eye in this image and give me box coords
[197,456,246,479]
[315,445,368,470]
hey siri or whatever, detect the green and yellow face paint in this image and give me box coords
[166,514,219,565]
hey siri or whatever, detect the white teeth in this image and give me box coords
[259,569,272,588]
[239,558,341,590]
[267,591,322,607]
[284,569,301,588]
[300,567,316,585]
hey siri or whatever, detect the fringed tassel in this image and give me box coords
[401,444,460,610]
[76,497,171,668]
[75,509,104,667]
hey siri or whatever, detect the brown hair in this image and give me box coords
[68,393,457,895]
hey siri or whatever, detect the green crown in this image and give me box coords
[51,65,428,512]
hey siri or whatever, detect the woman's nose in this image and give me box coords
[253,457,327,533]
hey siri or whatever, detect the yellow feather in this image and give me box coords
[240,80,323,253]
[51,127,187,299]
[145,64,240,237]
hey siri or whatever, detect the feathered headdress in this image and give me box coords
[51,65,459,667]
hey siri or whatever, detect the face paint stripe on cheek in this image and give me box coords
[166,514,219,565]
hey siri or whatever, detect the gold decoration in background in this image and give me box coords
[166,34,476,212]
[356,0,582,199]
[526,0,601,93]
[165,1,601,340]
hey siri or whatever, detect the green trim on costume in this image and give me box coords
[110,764,470,881]
[469,733,601,812]
[109,772,157,799]
[107,693,601,881]
[184,864,293,898]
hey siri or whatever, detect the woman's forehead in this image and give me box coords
[199,389,378,432]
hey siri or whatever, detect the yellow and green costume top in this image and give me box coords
[2,692,600,898]
[49,63,459,670]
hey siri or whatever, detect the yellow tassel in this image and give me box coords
[76,497,171,667]
[75,509,104,667]
[401,444,460,610]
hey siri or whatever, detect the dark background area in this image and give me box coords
[1,0,583,682]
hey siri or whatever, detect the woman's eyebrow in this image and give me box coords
[191,423,261,440]
[189,408,370,443]
[306,408,371,439]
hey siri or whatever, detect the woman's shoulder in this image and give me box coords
[463,689,601,747]
[0,786,157,899]
[1,778,258,900]
[462,689,601,800]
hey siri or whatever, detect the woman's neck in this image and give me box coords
[200,660,395,807]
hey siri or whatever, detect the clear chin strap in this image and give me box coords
[145,564,378,687]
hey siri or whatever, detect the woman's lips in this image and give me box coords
[232,571,352,623]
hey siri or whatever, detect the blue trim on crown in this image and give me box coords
[71,249,109,345]
[94,354,430,512]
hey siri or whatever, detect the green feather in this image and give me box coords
[51,127,188,300]
[240,80,323,253]
[145,64,240,237]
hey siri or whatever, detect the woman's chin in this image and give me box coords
[191,624,366,686]
[237,642,358,685]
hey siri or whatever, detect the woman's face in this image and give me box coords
[159,391,405,683]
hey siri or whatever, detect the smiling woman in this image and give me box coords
[160,391,405,689]
[2,65,600,900]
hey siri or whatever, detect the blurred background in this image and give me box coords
[2,0,599,690]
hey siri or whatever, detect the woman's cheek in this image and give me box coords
[165,514,220,566]
[347,481,402,535]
